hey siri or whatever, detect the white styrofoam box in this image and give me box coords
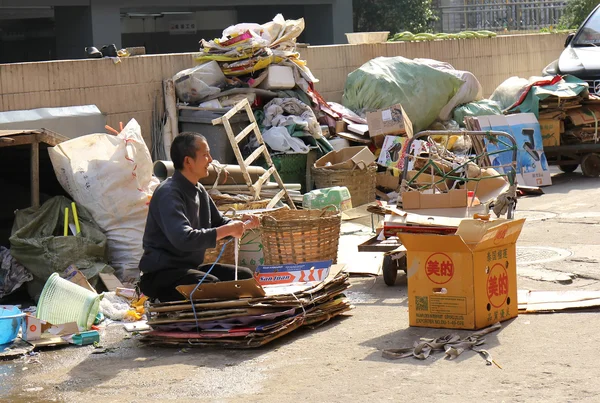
[259,65,295,90]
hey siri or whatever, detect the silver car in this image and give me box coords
[543,4,600,94]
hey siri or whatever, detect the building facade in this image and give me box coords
[0,0,353,63]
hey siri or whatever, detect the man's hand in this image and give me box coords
[216,220,245,240]
[242,214,260,230]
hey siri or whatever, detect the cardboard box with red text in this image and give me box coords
[399,218,525,330]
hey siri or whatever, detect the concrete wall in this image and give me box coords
[302,33,567,103]
[0,33,567,146]
[0,53,194,145]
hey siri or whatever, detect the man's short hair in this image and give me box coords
[170,132,207,170]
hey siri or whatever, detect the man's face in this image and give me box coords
[186,138,213,179]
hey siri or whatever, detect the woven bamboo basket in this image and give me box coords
[216,199,271,212]
[204,237,236,264]
[260,206,341,265]
[311,164,377,207]
[204,209,241,265]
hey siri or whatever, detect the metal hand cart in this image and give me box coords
[357,130,519,286]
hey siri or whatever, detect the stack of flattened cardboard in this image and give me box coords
[535,92,593,148]
[140,264,352,348]
[562,99,600,145]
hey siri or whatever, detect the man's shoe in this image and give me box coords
[100,44,118,58]
[85,46,103,58]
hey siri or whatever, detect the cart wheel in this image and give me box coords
[382,255,398,286]
[581,154,600,177]
[558,164,578,174]
[398,254,408,273]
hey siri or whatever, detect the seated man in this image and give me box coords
[139,132,260,302]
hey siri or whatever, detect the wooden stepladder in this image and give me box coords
[211,98,297,210]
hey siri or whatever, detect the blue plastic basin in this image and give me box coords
[0,306,25,346]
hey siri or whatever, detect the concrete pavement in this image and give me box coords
[2,168,600,403]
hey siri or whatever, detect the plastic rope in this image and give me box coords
[189,238,234,333]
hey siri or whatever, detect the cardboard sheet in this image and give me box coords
[567,105,600,126]
[314,146,376,170]
[518,290,600,312]
[176,278,266,301]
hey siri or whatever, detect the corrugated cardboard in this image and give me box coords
[23,315,50,341]
[64,266,96,293]
[402,189,467,210]
[376,172,400,190]
[23,316,79,342]
[399,218,525,330]
[406,171,450,192]
[366,104,407,137]
[314,146,376,170]
[539,119,561,147]
[567,105,600,126]
[460,168,509,203]
[176,277,266,301]
[99,273,124,292]
[335,120,347,134]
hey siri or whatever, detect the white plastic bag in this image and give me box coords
[173,61,227,103]
[415,58,483,121]
[48,119,159,282]
[490,76,530,110]
[262,127,309,154]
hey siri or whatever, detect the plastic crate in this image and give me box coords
[259,152,308,193]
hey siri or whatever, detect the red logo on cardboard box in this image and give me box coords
[493,225,509,245]
[487,263,509,308]
[425,253,454,284]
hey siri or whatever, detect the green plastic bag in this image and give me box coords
[453,99,503,127]
[9,196,113,301]
[342,56,464,133]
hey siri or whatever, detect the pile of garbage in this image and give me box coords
[172,14,334,167]
[196,14,315,84]
[174,13,320,112]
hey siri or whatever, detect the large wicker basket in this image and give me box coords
[204,238,236,265]
[204,209,240,265]
[260,206,341,265]
[216,199,271,212]
[311,164,377,207]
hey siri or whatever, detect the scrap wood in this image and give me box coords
[382,322,502,367]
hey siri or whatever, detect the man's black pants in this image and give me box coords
[139,264,254,302]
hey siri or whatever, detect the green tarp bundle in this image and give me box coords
[9,196,113,301]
